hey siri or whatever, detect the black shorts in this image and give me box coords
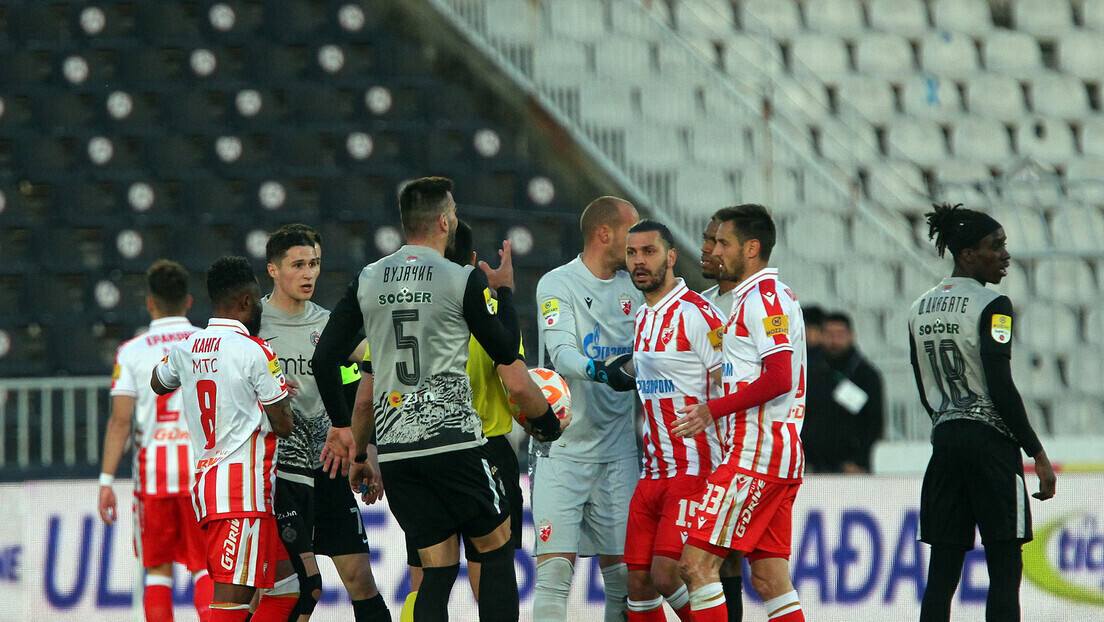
[919,419,1032,548]
[383,443,511,555]
[275,467,371,559]
[405,434,522,566]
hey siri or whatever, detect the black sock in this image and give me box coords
[720,575,743,622]
[920,545,967,622]
[476,543,519,622]
[415,564,459,622]
[352,593,391,622]
[983,540,1023,622]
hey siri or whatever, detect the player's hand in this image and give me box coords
[585,354,636,392]
[671,403,713,438]
[526,407,572,443]
[321,426,356,478]
[98,485,117,526]
[1033,450,1056,500]
[479,239,515,291]
[286,379,300,398]
[349,456,380,505]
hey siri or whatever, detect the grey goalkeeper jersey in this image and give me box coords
[260,298,332,473]
[908,277,1015,441]
[535,256,643,463]
[702,284,735,319]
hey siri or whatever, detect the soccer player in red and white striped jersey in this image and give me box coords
[673,205,808,622]
[99,259,211,622]
[153,257,298,622]
[623,220,727,621]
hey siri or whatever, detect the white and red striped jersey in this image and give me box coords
[155,318,289,524]
[721,268,807,483]
[634,279,727,479]
[110,317,199,498]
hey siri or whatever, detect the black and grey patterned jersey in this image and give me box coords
[261,297,332,473]
[908,277,1014,440]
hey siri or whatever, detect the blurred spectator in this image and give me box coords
[801,311,884,474]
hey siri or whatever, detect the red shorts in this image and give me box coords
[203,515,288,588]
[624,474,709,570]
[135,494,205,572]
[687,461,799,561]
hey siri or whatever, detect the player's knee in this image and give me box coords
[535,556,574,596]
[651,569,682,598]
[295,573,323,615]
[626,570,652,599]
[749,565,787,600]
[677,558,702,588]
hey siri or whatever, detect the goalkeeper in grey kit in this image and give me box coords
[532,196,644,621]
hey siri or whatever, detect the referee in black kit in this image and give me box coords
[312,176,563,622]
[907,203,1056,622]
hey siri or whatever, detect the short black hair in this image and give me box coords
[147,259,189,313]
[207,256,259,309]
[713,204,776,261]
[803,305,825,328]
[266,224,319,264]
[824,312,852,331]
[924,202,1002,258]
[444,220,474,266]
[398,176,454,237]
[627,219,675,251]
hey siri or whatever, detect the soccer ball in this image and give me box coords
[512,367,571,423]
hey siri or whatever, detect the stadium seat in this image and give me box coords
[983,30,1044,77]
[932,161,993,205]
[990,205,1051,253]
[1049,204,1104,253]
[790,35,851,83]
[868,0,929,37]
[834,75,896,124]
[919,32,981,79]
[963,75,1026,122]
[769,78,830,120]
[548,0,607,41]
[781,260,834,303]
[673,167,735,215]
[787,212,849,260]
[865,160,928,206]
[532,39,589,85]
[850,215,917,262]
[1013,0,1075,38]
[835,262,898,305]
[1085,305,1104,344]
[855,34,915,77]
[1029,74,1090,119]
[804,0,866,36]
[1064,350,1104,397]
[594,38,653,81]
[722,35,785,88]
[901,76,962,121]
[483,0,542,44]
[1058,30,1104,79]
[610,0,668,36]
[1015,117,1076,166]
[1013,353,1064,400]
[1033,256,1098,304]
[992,259,1032,302]
[674,0,736,38]
[885,118,948,166]
[638,83,701,126]
[1085,0,1104,30]
[690,122,753,167]
[951,118,1014,166]
[815,119,882,165]
[1080,116,1104,158]
[932,0,992,35]
[740,0,802,36]
[576,82,634,127]
[1065,158,1104,204]
[1017,302,1080,350]
[1049,398,1097,435]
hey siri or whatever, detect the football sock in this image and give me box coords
[920,545,966,622]
[400,591,417,622]
[144,575,174,622]
[352,593,391,622]
[665,584,693,622]
[984,540,1023,622]
[193,571,213,622]
[533,557,573,620]
[251,574,299,622]
[600,563,629,622]
[476,542,519,622]
[627,595,666,621]
[689,583,727,622]
[720,575,743,622]
[415,564,459,622]
[209,604,250,622]
[763,590,804,621]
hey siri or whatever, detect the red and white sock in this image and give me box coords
[627,596,666,621]
[666,584,694,621]
[192,570,213,622]
[144,574,174,621]
[250,574,299,622]
[208,603,249,622]
[689,583,727,622]
[764,590,805,621]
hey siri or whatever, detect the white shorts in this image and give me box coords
[530,455,638,556]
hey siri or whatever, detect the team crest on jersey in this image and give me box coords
[541,299,560,327]
[661,326,675,345]
[538,520,552,542]
[762,314,789,337]
[310,331,321,346]
[620,296,633,315]
[991,314,1012,343]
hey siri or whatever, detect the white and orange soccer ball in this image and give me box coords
[512,367,571,424]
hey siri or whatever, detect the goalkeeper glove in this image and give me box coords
[585,354,636,392]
